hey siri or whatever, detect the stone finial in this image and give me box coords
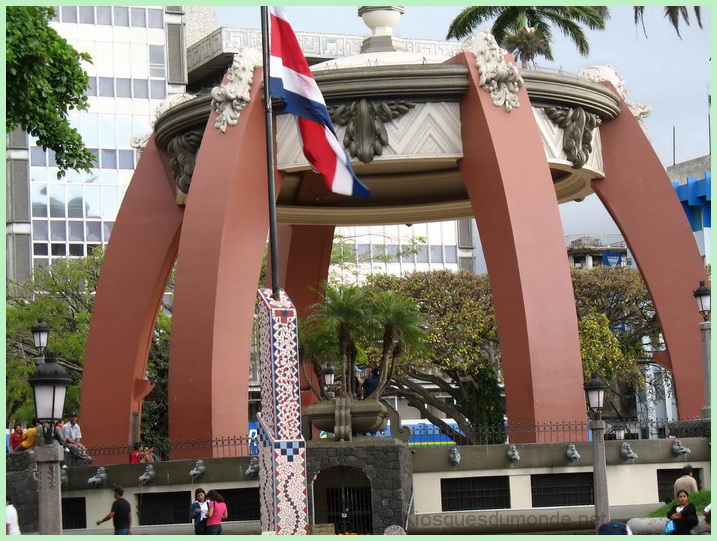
[460,31,523,112]
[211,48,262,132]
[358,7,406,53]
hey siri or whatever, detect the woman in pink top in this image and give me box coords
[205,490,228,535]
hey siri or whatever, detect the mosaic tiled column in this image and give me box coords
[256,288,309,534]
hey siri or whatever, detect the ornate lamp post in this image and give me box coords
[694,281,711,418]
[584,376,609,530]
[29,321,71,535]
[322,365,338,398]
[31,318,50,362]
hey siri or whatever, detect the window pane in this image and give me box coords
[30,166,47,183]
[82,114,99,147]
[85,186,101,218]
[133,79,148,99]
[85,76,97,97]
[79,6,94,24]
[67,185,84,218]
[50,221,66,241]
[69,244,85,256]
[61,6,77,23]
[113,7,129,26]
[97,6,112,25]
[102,170,118,186]
[101,149,117,169]
[47,149,57,167]
[86,221,102,242]
[147,9,163,28]
[34,258,49,269]
[31,147,46,166]
[119,150,134,169]
[49,185,66,218]
[103,188,119,218]
[445,246,457,263]
[87,244,101,255]
[33,243,49,256]
[117,116,133,147]
[149,45,165,66]
[68,221,84,241]
[103,222,115,242]
[88,149,100,169]
[416,245,429,263]
[51,243,67,256]
[150,79,165,99]
[130,7,146,27]
[99,77,114,97]
[99,115,117,147]
[33,220,49,241]
[116,78,132,98]
[50,7,59,22]
[430,245,443,263]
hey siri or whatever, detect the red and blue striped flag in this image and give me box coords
[269,6,369,197]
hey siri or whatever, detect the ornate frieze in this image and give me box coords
[167,129,204,203]
[460,30,524,112]
[210,48,262,132]
[544,106,601,169]
[329,99,415,163]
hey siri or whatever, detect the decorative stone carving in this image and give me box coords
[167,129,204,199]
[671,438,691,457]
[544,106,601,169]
[507,444,521,462]
[131,93,197,152]
[620,441,638,461]
[449,446,461,466]
[577,65,651,135]
[459,30,523,112]
[329,99,416,163]
[566,443,581,462]
[211,48,262,132]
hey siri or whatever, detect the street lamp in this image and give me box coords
[584,376,609,531]
[29,321,70,535]
[322,365,337,398]
[32,318,50,362]
[694,281,711,418]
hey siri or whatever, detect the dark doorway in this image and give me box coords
[313,466,372,534]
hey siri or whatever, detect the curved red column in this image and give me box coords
[448,52,587,434]
[593,88,708,419]
[81,137,183,455]
[167,68,276,450]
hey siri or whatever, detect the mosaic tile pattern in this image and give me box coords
[256,289,309,535]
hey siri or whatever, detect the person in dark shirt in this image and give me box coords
[361,368,380,399]
[97,485,132,535]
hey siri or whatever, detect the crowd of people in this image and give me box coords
[7,413,93,465]
[129,443,161,463]
[351,367,380,399]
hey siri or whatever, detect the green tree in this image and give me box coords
[446,6,608,61]
[6,251,104,423]
[139,311,171,452]
[6,6,94,177]
[634,7,702,38]
[501,23,551,68]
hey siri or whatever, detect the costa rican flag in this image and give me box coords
[269,6,369,197]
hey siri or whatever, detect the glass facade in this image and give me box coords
[31,6,170,268]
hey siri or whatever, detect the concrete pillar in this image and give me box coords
[35,442,65,535]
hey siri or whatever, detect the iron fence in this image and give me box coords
[401,417,709,447]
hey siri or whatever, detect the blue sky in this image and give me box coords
[215,6,712,235]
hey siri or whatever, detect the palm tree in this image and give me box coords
[367,290,427,399]
[501,25,551,68]
[307,283,374,398]
[446,6,608,61]
[634,7,702,38]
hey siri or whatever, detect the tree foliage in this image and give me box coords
[446,6,608,61]
[6,6,94,177]
[634,6,702,38]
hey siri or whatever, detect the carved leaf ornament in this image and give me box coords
[167,129,204,194]
[545,106,601,169]
[330,99,416,164]
[460,30,524,112]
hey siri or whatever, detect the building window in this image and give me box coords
[133,79,149,99]
[96,6,112,25]
[61,497,87,530]
[99,77,114,98]
[657,469,701,504]
[113,7,129,26]
[430,245,443,263]
[60,6,77,23]
[137,491,191,525]
[149,45,166,78]
[531,473,594,507]
[441,476,511,511]
[221,488,261,521]
[147,9,164,29]
[130,7,146,28]
[116,78,132,98]
[78,6,94,24]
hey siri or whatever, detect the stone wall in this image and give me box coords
[7,451,39,534]
[306,437,412,534]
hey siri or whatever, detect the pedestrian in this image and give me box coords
[674,465,699,499]
[352,366,363,399]
[13,419,38,452]
[205,490,228,535]
[96,485,132,535]
[361,368,380,399]
[9,424,23,453]
[63,412,92,464]
[667,489,698,535]
[189,488,209,535]
[6,496,21,535]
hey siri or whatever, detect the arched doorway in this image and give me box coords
[313,466,372,534]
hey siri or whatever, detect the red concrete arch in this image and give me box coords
[80,137,183,453]
[448,52,588,430]
[593,89,708,418]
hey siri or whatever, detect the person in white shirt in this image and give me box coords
[62,412,92,464]
[6,497,21,535]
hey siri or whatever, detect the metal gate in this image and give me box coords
[315,466,373,534]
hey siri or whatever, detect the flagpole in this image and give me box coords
[261,6,281,300]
